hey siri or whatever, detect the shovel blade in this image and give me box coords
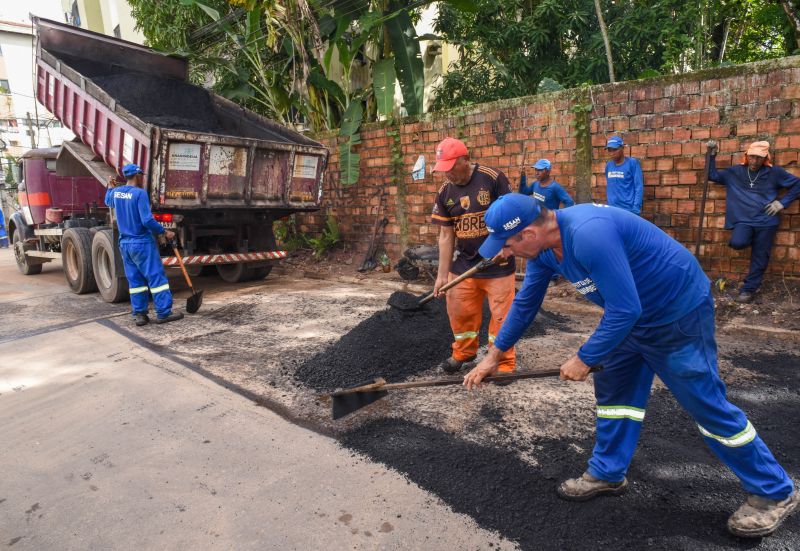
[332,389,388,420]
[386,291,427,312]
[186,290,204,314]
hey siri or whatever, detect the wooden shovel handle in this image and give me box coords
[419,253,503,306]
[170,243,195,293]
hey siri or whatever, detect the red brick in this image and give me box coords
[783,84,800,99]
[710,125,732,138]
[700,110,720,125]
[758,119,780,134]
[781,119,800,133]
[673,128,692,141]
[679,172,698,184]
[656,158,673,171]
[656,129,674,142]
[647,144,665,157]
[663,113,682,127]
[701,79,720,93]
[736,121,758,136]
[682,112,701,126]
[664,143,682,156]
[682,142,701,155]
[692,128,711,140]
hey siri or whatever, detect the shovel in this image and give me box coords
[170,240,204,314]
[387,253,502,312]
[330,366,602,420]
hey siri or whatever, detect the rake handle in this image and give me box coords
[332,367,602,396]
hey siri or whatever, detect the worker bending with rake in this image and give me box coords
[106,164,183,326]
[431,137,516,375]
[463,194,796,538]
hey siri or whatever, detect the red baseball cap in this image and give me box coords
[432,137,468,172]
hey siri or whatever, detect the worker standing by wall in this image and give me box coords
[431,138,516,375]
[604,136,643,215]
[707,140,800,303]
[105,164,183,326]
[464,194,797,539]
[519,159,575,210]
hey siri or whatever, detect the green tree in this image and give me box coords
[431,0,798,110]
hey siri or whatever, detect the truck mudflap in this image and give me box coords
[161,250,287,267]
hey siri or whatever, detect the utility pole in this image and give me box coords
[25,112,36,149]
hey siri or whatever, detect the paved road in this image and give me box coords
[0,250,514,550]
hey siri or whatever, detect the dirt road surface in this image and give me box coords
[1,248,798,550]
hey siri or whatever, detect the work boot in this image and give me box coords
[735,290,754,304]
[155,312,184,324]
[557,472,628,502]
[727,492,799,538]
[441,356,476,374]
[134,313,150,327]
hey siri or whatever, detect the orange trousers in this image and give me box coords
[445,272,516,372]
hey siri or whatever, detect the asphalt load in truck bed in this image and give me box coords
[294,292,570,392]
[53,52,291,141]
[341,350,800,550]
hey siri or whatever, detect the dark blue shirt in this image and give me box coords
[605,157,643,215]
[104,185,164,242]
[519,179,575,210]
[494,204,710,365]
[708,157,800,228]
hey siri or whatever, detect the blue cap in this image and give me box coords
[606,136,624,149]
[122,163,144,178]
[533,159,551,170]
[479,193,542,259]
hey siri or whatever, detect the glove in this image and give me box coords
[764,200,784,216]
[706,140,718,156]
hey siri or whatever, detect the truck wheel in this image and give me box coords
[92,229,129,303]
[62,227,97,294]
[216,262,252,283]
[249,266,273,280]
[12,228,43,275]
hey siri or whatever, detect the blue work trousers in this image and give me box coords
[120,238,173,318]
[588,294,793,500]
[729,224,778,293]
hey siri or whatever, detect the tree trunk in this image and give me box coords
[779,0,800,51]
[594,0,615,83]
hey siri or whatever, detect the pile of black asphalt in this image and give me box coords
[340,351,800,550]
[295,297,567,392]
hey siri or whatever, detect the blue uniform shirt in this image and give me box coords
[605,157,643,215]
[708,157,800,229]
[520,179,575,210]
[104,185,164,242]
[494,204,710,365]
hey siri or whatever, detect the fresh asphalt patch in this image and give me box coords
[341,350,800,550]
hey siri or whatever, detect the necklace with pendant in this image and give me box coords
[747,169,762,188]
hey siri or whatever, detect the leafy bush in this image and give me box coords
[306,215,340,260]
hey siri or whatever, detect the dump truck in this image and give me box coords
[8,17,328,302]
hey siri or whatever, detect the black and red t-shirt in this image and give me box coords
[431,164,516,278]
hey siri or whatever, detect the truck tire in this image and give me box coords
[92,229,129,303]
[249,265,273,280]
[216,262,252,283]
[62,227,97,294]
[12,228,43,275]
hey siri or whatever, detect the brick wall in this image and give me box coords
[300,56,800,281]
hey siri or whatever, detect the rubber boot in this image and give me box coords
[134,313,150,327]
[156,312,184,324]
[728,492,799,538]
[440,355,476,374]
[557,472,628,502]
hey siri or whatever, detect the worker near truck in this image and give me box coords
[707,140,800,303]
[463,194,797,538]
[431,137,516,375]
[604,136,643,215]
[105,164,183,326]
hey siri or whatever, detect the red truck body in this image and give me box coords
[9,18,329,302]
